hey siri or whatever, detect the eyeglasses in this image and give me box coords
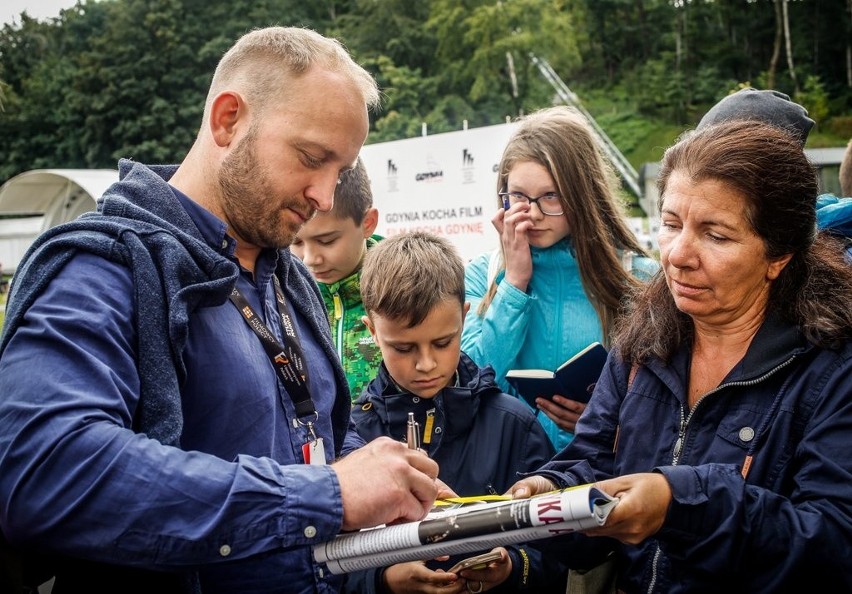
[498,191,564,216]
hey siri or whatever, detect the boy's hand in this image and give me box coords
[383,560,464,594]
[454,548,512,592]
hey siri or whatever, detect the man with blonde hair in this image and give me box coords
[0,27,439,594]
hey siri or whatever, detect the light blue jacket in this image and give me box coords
[461,239,657,451]
[816,193,852,260]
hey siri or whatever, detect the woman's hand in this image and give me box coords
[506,475,557,499]
[583,473,672,544]
[491,204,533,291]
[536,394,587,433]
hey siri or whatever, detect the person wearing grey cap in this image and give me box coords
[697,87,815,147]
[698,87,852,262]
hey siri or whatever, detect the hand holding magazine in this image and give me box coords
[506,342,608,406]
[313,483,618,574]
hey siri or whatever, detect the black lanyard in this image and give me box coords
[229,276,317,421]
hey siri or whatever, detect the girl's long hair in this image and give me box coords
[478,106,649,345]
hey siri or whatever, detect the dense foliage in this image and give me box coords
[1,0,850,185]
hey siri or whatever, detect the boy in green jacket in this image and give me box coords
[291,157,383,400]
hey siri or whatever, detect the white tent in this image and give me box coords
[0,169,118,272]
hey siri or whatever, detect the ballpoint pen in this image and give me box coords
[406,412,420,450]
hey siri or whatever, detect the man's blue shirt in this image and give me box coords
[0,162,360,593]
[174,187,340,465]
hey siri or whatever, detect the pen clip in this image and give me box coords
[406,412,420,450]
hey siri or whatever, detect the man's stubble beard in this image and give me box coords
[217,128,305,249]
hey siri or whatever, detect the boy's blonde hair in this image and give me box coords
[361,231,465,327]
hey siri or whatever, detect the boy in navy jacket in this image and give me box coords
[349,232,563,594]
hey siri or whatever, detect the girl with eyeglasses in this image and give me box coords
[461,105,658,450]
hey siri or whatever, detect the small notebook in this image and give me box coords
[506,342,608,406]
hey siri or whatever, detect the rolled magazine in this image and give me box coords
[313,484,617,574]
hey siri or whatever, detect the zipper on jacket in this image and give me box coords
[671,355,796,466]
[648,546,662,593]
[646,354,798,593]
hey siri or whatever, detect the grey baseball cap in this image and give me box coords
[697,87,814,147]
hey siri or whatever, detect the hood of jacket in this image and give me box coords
[353,351,504,447]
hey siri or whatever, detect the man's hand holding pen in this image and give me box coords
[404,413,457,498]
[333,436,439,530]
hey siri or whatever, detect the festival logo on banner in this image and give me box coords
[386,159,399,193]
[462,148,475,184]
[415,156,443,183]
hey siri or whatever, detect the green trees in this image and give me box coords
[1,0,850,185]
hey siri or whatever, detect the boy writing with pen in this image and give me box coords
[345,231,565,594]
